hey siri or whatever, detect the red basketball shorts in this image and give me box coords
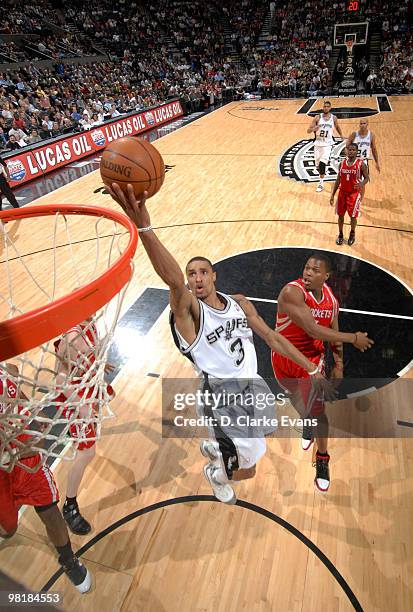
[336,189,362,218]
[271,352,325,417]
[0,455,59,534]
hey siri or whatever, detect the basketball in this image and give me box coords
[100,136,165,199]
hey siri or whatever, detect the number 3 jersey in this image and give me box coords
[170,293,258,378]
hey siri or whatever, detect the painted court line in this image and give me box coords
[246,295,413,321]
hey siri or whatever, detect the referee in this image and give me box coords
[0,157,20,211]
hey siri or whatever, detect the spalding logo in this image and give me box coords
[144,112,155,126]
[279,139,346,183]
[7,159,26,182]
[91,129,106,146]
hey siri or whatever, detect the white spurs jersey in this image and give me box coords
[315,113,335,146]
[354,130,371,160]
[170,293,258,379]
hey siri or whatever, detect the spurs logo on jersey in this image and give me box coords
[354,130,371,160]
[315,114,335,146]
[170,292,258,378]
[206,317,249,344]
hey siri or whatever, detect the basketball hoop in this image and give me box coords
[0,204,138,472]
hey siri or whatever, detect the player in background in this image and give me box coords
[271,254,373,492]
[54,320,115,535]
[0,363,91,593]
[347,119,380,174]
[330,142,369,246]
[346,118,380,201]
[107,183,336,506]
[307,100,345,193]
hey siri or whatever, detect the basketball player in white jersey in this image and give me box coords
[307,100,345,193]
[347,118,380,175]
[107,183,335,505]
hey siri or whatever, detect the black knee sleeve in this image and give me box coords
[319,161,326,175]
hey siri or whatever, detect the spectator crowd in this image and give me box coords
[0,0,412,152]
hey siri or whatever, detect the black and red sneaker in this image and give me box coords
[314,451,330,493]
[301,424,314,451]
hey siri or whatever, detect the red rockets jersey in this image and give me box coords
[339,157,364,193]
[275,278,339,358]
[0,367,31,447]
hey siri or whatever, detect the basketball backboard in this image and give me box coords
[334,22,369,46]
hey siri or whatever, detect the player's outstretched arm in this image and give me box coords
[233,295,320,374]
[107,183,196,316]
[307,115,319,134]
[280,286,374,351]
[233,295,337,400]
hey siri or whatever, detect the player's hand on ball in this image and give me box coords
[353,332,374,352]
[108,183,151,230]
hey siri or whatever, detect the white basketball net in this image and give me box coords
[0,210,132,473]
[345,41,354,55]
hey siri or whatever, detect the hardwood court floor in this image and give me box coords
[1,97,412,611]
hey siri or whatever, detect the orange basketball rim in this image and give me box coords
[0,204,138,361]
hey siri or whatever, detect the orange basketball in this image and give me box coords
[100,136,165,198]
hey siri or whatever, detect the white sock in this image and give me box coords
[319,178,324,184]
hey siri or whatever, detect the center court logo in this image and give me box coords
[91,129,106,147]
[7,159,26,182]
[279,138,346,183]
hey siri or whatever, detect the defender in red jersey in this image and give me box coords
[54,319,115,536]
[271,254,374,492]
[330,142,369,246]
[0,364,91,593]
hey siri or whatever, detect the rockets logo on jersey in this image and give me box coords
[279,139,346,183]
[310,307,333,319]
